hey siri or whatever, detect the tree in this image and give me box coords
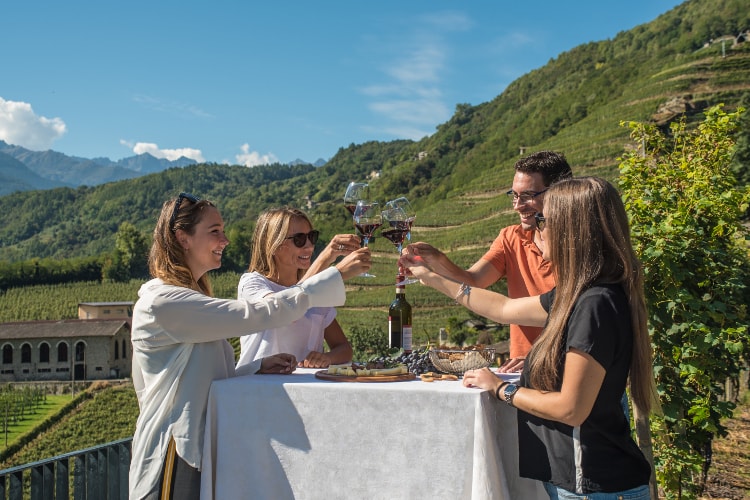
[102,222,149,282]
[619,105,750,499]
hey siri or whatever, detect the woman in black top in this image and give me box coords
[400,177,659,498]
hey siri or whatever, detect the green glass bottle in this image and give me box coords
[388,274,412,352]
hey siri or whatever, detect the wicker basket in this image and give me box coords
[429,348,496,375]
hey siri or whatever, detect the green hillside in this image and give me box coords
[2,2,749,261]
[1,0,749,267]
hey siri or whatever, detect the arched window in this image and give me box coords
[114,340,119,360]
[39,343,50,363]
[57,343,68,363]
[122,339,127,360]
[21,344,31,364]
[2,345,12,365]
[75,342,86,362]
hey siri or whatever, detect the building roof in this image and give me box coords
[78,302,134,306]
[0,319,130,340]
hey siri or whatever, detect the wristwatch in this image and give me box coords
[503,383,519,406]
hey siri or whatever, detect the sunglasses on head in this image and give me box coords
[534,213,546,231]
[285,230,320,248]
[170,192,200,232]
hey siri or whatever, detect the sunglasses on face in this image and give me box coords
[534,213,546,231]
[285,230,320,248]
[170,192,200,232]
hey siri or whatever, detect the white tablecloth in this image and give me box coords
[200,368,545,500]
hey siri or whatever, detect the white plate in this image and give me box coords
[495,371,521,383]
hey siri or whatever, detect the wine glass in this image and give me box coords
[352,200,382,278]
[382,197,418,285]
[343,182,369,216]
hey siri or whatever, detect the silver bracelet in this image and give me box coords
[454,282,471,303]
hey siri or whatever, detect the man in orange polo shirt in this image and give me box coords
[405,150,572,371]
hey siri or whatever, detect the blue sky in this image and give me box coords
[1,0,685,167]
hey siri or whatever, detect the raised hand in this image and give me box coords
[336,247,372,280]
[398,253,430,281]
[404,242,448,271]
[316,234,362,266]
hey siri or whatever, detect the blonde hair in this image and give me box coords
[526,177,659,414]
[249,207,313,282]
[148,195,216,296]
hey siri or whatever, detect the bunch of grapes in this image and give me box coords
[396,348,437,375]
[366,348,438,375]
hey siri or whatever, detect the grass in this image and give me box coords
[0,395,71,451]
[0,383,138,469]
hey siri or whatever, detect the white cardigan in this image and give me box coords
[129,267,345,500]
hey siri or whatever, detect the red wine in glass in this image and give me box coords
[355,222,382,237]
[353,200,381,277]
[381,228,407,247]
[381,219,413,252]
[382,198,418,285]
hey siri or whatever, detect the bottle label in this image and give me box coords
[402,325,412,351]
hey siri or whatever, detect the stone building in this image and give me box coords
[77,301,133,320]
[0,302,134,382]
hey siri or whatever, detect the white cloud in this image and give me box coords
[120,140,205,162]
[359,12,469,138]
[235,143,279,167]
[0,97,66,150]
[361,40,449,130]
[386,44,444,85]
[369,99,449,126]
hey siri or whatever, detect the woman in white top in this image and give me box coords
[236,207,361,373]
[129,194,371,500]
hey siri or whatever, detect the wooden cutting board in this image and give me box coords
[314,370,416,383]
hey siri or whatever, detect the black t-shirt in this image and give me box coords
[517,284,651,493]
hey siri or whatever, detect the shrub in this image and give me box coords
[348,326,389,361]
[619,104,750,498]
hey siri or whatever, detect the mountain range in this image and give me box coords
[0,140,327,197]
[0,0,748,264]
[0,140,202,195]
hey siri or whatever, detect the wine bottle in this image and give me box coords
[388,274,412,352]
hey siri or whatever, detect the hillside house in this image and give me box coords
[0,318,132,382]
[78,301,133,320]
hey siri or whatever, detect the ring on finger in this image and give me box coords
[338,244,345,250]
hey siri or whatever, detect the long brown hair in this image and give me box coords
[526,177,659,414]
[148,194,217,296]
[249,207,313,282]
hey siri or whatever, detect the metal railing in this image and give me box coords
[0,438,131,500]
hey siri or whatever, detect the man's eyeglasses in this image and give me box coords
[285,230,320,248]
[170,192,200,232]
[534,213,546,231]
[506,188,548,204]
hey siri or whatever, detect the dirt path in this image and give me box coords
[699,399,750,499]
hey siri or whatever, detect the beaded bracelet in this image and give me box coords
[454,282,471,303]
